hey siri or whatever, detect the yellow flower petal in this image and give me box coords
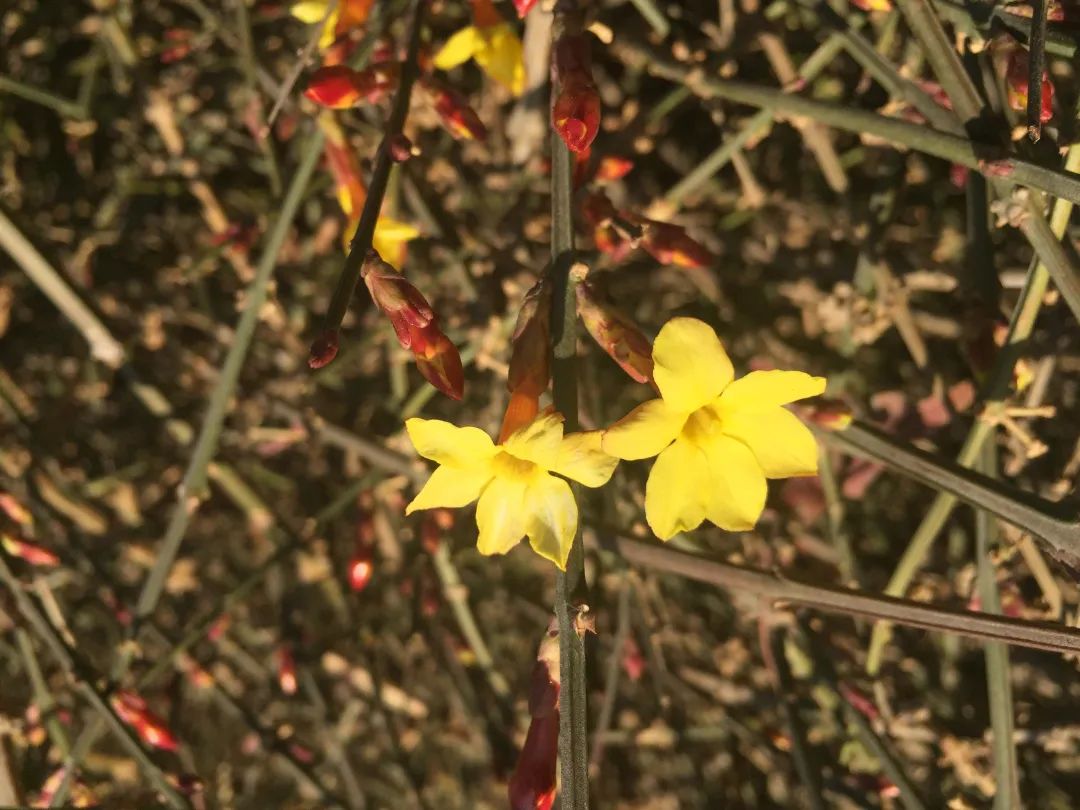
[644,438,709,540]
[474,25,525,96]
[524,473,577,569]
[722,407,819,478]
[373,217,419,268]
[719,370,826,412]
[433,26,482,69]
[701,434,767,530]
[652,317,734,413]
[602,398,685,460]
[406,418,496,467]
[503,412,564,468]
[290,1,331,24]
[552,431,618,487]
[475,474,529,555]
[406,465,492,514]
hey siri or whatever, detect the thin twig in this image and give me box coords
[613,536,1080,657]
[320,0,425,335]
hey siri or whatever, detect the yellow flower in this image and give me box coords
[432,0,525,96]
[602,317,826,540]
[290,0,340,49]
[405,412,617,568]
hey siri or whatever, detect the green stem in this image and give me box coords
[821,421,1080,562]
[615,536,1080,657]
[321,0,425,333]
[550,10,589,806]
[132,127,326,626]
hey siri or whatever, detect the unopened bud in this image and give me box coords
[424,78,488,141]
[304,63,398,109]
[805,398,853,431]
[1,533,59,566]
[1005,49,1053,124]
[512,0,539,17]
[362,251,435,349]
[0,493,33,526]
[112,691,179,752]
[276,645,298,695]
[576,280,654,384]
[552,33,601,153]
[388,133,416,162]
[501,278,552,440]
[595,155,634,181]
[308,329,340,369]
[348,557,374,591]
[640,220,713,268]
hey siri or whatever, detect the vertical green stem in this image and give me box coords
[550,97,590,810]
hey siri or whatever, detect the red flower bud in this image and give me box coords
[804,398,853,431]
[552,33,600,153]
[1006,49,1053,123]
[1,533,59,567]
[509,624,561,810]
[362,252,464,399]
[576,277,654,384]
[424,79,488,141]
[304,63,398,109]
[276,645,298,695]
[501,278,552,441]
[348,557,374,591]
[513,0,539,17]
[308,329,340,369]
[595,155,634,182]
[639,219,713,268]
[389,133,416,162]
[0,492,32,526]
[112,691,180,752]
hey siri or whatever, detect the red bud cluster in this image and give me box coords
[508,623,560,810]
[582,192,714,268]
[112,691,180,752]
[552,32,600,154]
[575,275,654,385]
[304,63,399,109]
[362,251,464,399]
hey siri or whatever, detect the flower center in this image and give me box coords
[681,404,722,445]
[493,450,539,481]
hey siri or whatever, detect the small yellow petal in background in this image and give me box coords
[406,418,496,467]
[702,435,767,531]
[652,317,734,413]
[373,216,419,268]
[722,408,819,478]
[602,398,685,460]
[524,473,578,569]
[433,26,482,69]
[476,475,529,555]
[290,0,331,23]
[406,465,492,514]
[473,25,525,96]
[644,438,708,540]
[503,412,564,468]
[719,370,826,412]
[552,431,618,487]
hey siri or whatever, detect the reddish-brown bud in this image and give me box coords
[0,492,32,526]
[595,155,634,181]
[389,133,416,162]
[552,33,600,153]
[509,623,561,810]
[308,329,340,369]
[276,645,298,695]
[639,219,714,268]
[424,79,488,141]
[112,691,180,752]
[362,251,436,348]
[412,322,465,400]
[1,533,59,567]
[501,278,553,441]
[348,557,374,591]
[576,278,654,384]
[304,63,398,109]
[1006,49,1053,124]
[804,398,853,431]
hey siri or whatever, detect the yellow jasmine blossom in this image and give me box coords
[405,412,617,568]
[291,0,372,50]
[372,216,420,269]
[432,0,525,96]
[602,317,826,540]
